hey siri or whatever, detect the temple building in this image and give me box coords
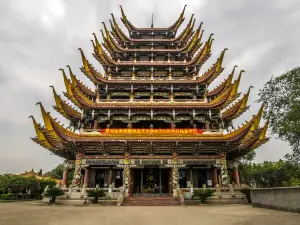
[20,170,62,185]
[30,5,269,196]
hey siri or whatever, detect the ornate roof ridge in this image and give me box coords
[120,5,186,32]
[110,10,194,43]
[29,115,55,150]
[223,105,264,141]
[61,69,81,107]
[99,22,202,56]
[67,78,233,109]
[49,85,81,120]
[207,65,237,97]
[31,104,262,145]
[227,115,269,159]
[91,34,212,68]
[222,86,252,120]
[66,65,96,97]
[197,48,227,84]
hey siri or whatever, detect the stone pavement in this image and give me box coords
[0,202,299,225]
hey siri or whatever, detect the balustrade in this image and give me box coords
[93,98,207,103]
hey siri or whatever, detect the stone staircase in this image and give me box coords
[122,196,180,206]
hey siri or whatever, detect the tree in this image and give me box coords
[0,175,11,200]
[44,164,74,185]
[9,176,34,193]
[257,67,300,163]
[44,164,64,179]
[38,169,43,176]
[86,188,106,204]
[43,187,65,203]
[238,151,256,185]
[39,179,56,191]
[240,151,256,164]
[239,160,300,187]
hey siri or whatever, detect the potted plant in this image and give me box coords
[43,187,65,204]
[86,188,106,204]
[192,188,215,204]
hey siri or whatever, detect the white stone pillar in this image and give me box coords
[123,158,131,196]
[172,167,179,197]
[220,158,229,186]
[71,158,82,188]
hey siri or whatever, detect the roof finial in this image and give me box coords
[151,14,154,28]
[182,5,187,16]
[120,5,126,20]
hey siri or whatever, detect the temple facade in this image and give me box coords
[30,5,269,196]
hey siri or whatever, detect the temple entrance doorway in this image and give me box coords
[131,167,170,195]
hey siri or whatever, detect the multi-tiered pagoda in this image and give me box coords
[30,6,269,195]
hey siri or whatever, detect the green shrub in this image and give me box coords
[192,188,215,203]
[39,179,56,191]
[43,187,65,203]
[8,176,40,194]
[0,193,16,200]
[87,188,106,204]
[240,188,251,203]
[289,177,300,187]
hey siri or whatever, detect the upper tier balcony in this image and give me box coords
[97,99,207,103]
[108,76,196,81]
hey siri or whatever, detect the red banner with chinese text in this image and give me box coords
[99,128,203,135]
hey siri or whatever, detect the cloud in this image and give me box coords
[0,0,299,173]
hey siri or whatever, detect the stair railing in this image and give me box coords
[177,188,185,206]
[116,187,125,206]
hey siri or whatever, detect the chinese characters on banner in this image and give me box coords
[99,128,203,135]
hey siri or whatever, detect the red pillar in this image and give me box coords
[233,169,240,187]
[212,168,218,187]
[83,167,90,187]
[205,121,210,130]
[93,119,98,129]
[130,168,134,196]
[217,173,221,185]
[169,168,173,195]
[62,166,69,187]
[108,167,113,185]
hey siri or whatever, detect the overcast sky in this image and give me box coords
[0,0,299,174]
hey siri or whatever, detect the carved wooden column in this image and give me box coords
[172,167,179,197]
[205,121,210,130]
[62,162,69,188]
[171,121,175,129]
[171,153,179,197]
[220,158,229,186]
[83,166,90,188]
[190,167,193,188]
[123,155,131,196]
[217,173,221,185]
[233,162,240,187]
[159,168,162,193]
[211,167,218,187]
[108,167,113,186]
[71,157,82,188]
[96,93,100,103]
[93,119,98,129]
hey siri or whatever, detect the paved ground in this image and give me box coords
[0,202,299,225]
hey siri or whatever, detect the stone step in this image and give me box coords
[122,196,180,206]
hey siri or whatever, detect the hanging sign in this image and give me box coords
[84,159,119,165]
